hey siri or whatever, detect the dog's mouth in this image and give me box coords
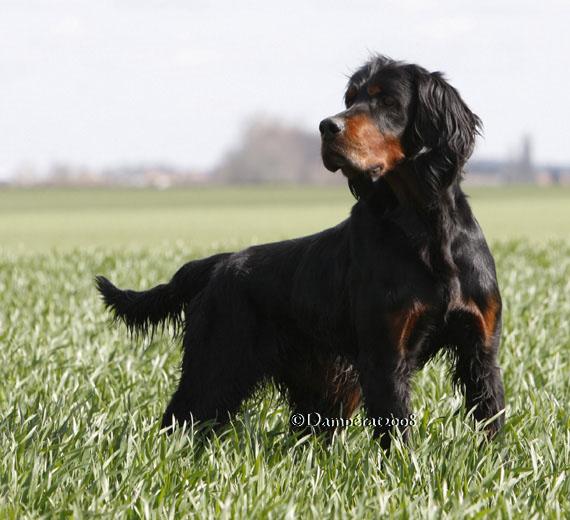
[321,145,385,181]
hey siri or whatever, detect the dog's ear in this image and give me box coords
[412,70,481,169]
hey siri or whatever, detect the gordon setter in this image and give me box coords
[97,55,505,450]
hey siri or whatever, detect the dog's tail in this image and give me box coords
[95,253,228,337]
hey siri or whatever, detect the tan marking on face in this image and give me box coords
[388,300,429,352]
[341,113,405,174]
[367,84,382,96]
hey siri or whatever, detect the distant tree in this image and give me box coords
[214,116,341,184]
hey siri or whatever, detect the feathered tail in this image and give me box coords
[95,253,228,336]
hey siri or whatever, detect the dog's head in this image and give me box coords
[320,55,481,187]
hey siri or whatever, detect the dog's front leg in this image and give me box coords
[356,340,412,453]
[354,298,433,452]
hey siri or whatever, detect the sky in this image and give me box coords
[1,0,569,179]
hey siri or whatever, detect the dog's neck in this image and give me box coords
[352,156,466,280]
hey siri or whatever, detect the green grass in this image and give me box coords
[1,187,569,517]
[1,185,569,252]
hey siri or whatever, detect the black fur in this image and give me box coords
[97,56,505,451]
[96,253,229,337]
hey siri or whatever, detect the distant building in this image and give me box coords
[465,135,543,185]
[502,134,536,184]
[4,121,570,187]
[464,159,505,186]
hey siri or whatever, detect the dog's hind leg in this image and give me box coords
[279,351,361,435]
[161,301,266,432]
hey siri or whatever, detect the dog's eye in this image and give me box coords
[381,95,396,107]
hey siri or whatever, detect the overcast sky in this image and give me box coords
[1,0,569,178]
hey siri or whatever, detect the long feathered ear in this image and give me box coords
[413,70,482,171]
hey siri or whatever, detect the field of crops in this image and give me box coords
[1,186,569,517]
[1,185,569,251]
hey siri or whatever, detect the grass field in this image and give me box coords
[1,187,569,517]
[1,185,570,251]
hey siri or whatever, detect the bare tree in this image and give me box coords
[214,116,341,185]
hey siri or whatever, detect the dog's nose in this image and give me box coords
[319,117,344,140]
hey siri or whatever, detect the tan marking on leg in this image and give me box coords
[452,295,501,347]
[388,300,429,352]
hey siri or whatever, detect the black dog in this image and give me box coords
[97,55,505,450]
